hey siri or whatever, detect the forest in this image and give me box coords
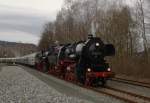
[38,0,150,79]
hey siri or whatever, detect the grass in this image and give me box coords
[110,56,150,79]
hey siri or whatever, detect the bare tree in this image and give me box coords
[38,22,55,50]
[38,0,150,78]
[135,0,149,62]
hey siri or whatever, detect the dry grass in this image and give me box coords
[110,56,150,79]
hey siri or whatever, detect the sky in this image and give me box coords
[0,0,135,45]
[0,0,64,45]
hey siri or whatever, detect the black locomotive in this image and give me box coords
[35,35,115,86]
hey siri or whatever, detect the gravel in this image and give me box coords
[0,65,128,103]
[0,66,92,103]
[21,65,126,103]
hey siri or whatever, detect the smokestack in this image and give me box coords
[88,34,93,39]
[91,21,96,37]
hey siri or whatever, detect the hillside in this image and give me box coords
[0,41,37,58]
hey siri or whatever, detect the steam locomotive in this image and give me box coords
[35,35,115,86]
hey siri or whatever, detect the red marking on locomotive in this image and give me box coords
[86,71,114,78]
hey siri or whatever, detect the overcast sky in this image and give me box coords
[0,0,135,45]
[0,0,64,45]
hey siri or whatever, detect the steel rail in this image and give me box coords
[111,77,150,89]
[106,86,150,102]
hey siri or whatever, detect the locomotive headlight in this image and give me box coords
[96,42,100,46]
[87,68,91,72]
[55,66,57,69]
[107,68,111,72]
[67,66,71,71]
[60,61,64,65]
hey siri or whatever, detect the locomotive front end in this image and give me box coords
[77,36,115,86]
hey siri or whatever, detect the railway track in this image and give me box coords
[73,77,150,103]
[68,80,150,103]
[91,86,150,103]
[51,77,137,103]
[44,74,150,103]
[22,65,150,103]
[110,77,150,89]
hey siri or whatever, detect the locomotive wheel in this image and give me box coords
[92,78,99,87]
[43,64,49,73]
[90,78,106,87]
[37,63,42,71]
[65,72,75,82]
[75,64,86,85]
[85,77,92,86]
[42,64,47,72]
[34,64,37,69]
[101,78,106,87]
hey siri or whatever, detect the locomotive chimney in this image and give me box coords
[91,21,96,37]
[88,34,93,39]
